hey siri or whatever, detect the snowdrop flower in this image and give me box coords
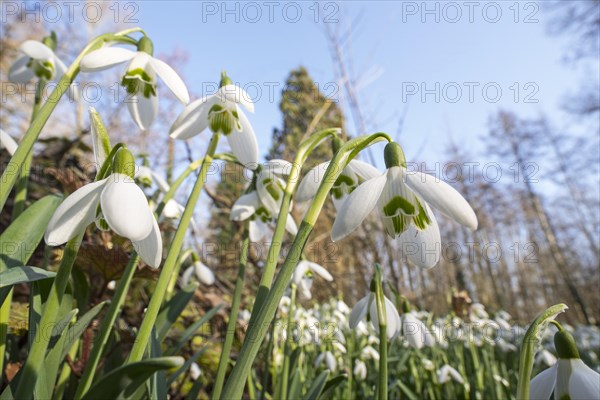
[170,72,257,167]
[230,162,298,242]
[296,158,380,209]
[360,345,380,361]
[0,129,18,155]
[530,330,600,400]
[314,351,336,371]
[44,148,162,267]
[402,312,428,349]
[292,260,333,300]
[190,362,202,381]
[182,260,215,286]
[332,142,477,268]
[353,360,367,380]
[536,349,558,367]
[8,33,77,101]
[349,292,401,340]
[80,36,189,130]
[437,365,465,384]
[422,359,435,371]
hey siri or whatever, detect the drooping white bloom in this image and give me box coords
[536,349,558,367]
[314,351,336,371]
[360,345,380,361]
[182,261,215,286]
[170,78,257,167]
[530,359,600,399]
[292,260,333,300]
[402,312,428,349]
[437,365,465,384]
[80,38,189,130]
[0,129,18,155]
[353,360,367,380]
[422,359,435,371]
[349,292,402,340]
[44,172,162,267]
[230,160,298,242]
[296,159,381,209]
[8,38,77,100]
[190,362,202,380]
[332,143,477,269]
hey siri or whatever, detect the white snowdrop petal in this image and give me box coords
[149,57,190,104]
[332,173,387,241]
[132,216,162,268]
[306,261,333,281]
[170,96,213,140]
[8,56,35,83]
[567,359,600,400]
[0,129,18,156]
[404,169,478,230]
[349,295,371,330]
[194,261,215,285]
[399,205,441,269]
[45,179,106,245]
[231,192,260,221]
[80,47,136,72]
[285,213,298,236]
[349,159,381,180]
[219,84,254,113]
[100,174,154,241]
[128,93,158,131]
[20,40,54,60]
[296,162,329,202]
[182,266,194,286]
[529,364,557,400]
[227,110,258,168]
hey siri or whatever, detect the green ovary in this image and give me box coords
[121,68,157,98]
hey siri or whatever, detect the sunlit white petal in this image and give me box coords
[132,217,162,268]
[399,205,441,269]
[128,93,158,130]
[20,40,54,60]
[45,178,106,245]
[231,192,260,221]
[80,47,136,72]
[219,84,254,113]
[529,364,557,399]
[169,96,214,140]
[332,173,387,241]
[100,174,154,241]
[149,57,189,104]
[1,129,18,156]
[226,110,258,168]
[8,56,35,83]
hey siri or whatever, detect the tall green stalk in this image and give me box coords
[74,253,140,399]
[128,133,220,362]
[0,28,141,212]
[251,128,339,322]
[373,266,388,400]
[278,282,297,399]
[14,232,85,399]
[221,133,391,399]
[212,222,250,399]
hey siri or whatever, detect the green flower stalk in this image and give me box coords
[221,132,391,399]
[373,265,389,400]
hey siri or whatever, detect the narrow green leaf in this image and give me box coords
[0,266,56,289]
[287,370,302,400]
[318,374,347,400]
[304,370,330,400]
[82,357,184,400]
[155,282,198,342]
[59,301,108,361]
[165,304,223,356]
[167,347,207,386]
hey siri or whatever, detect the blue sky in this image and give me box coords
[133,1,593,169]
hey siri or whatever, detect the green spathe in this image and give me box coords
[112,148,136,178]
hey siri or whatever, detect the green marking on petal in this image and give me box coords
[383,196,416,217]
[208,104,240,136]
[121,68,157,98]
[262,178,281,201]
[412,201,431,230]
[28,58,54,80]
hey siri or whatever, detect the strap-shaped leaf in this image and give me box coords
[155,282,198,342]
[304,370,330,400]
[0,266,56,289]
[82,357,184,400]
[319,374,348,400]
[165,303,223,356]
